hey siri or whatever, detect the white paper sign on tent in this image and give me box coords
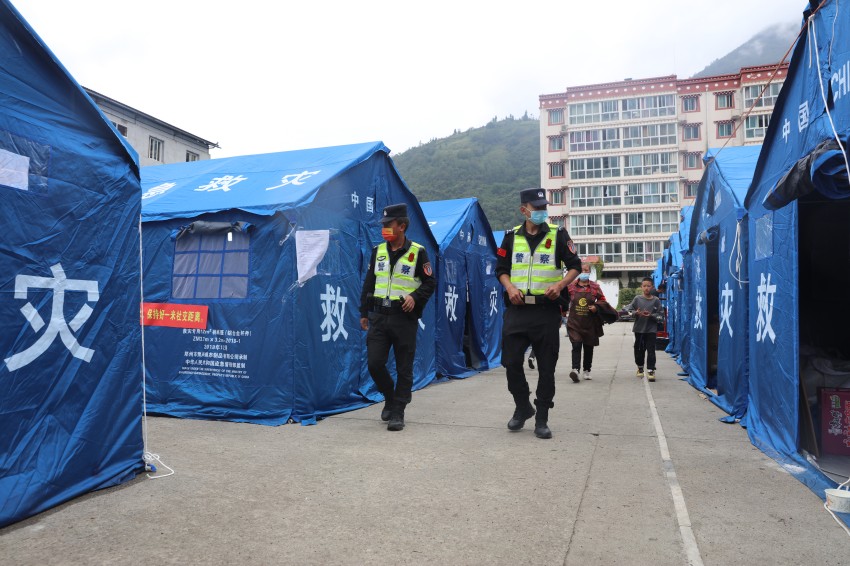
[0,148,29,191]
[296,230,330,285]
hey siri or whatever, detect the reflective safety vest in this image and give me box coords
[373,241,422,299]
[509,224,562,295]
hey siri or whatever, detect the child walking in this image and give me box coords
[625,277,663,382]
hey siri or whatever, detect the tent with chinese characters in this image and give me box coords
[686,145,759,421]
[744,0,850,501]
[672,205,695,371]
[421,198,502,377]
[140,141,439,425]
[0,0,143,527]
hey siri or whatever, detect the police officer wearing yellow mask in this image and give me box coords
[360,203,436,431]
[496,188,581,439]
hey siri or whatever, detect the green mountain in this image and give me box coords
[393,115,540,231]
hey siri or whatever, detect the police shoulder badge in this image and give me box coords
[423,262,433,276]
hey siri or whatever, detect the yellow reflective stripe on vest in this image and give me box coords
[508,224,561,295]
[373,242,422,299]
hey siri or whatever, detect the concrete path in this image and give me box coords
[2,323,848,565]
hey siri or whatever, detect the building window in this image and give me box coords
[186,151,199,162]
[172,229,251,300]
[685,182,700,198]
[600,100,620,121]
[548,136,564,152]
[745,114,771,138]
[684,153,702,169]
[570,185,622,208]
[570,156,621,180]
[622,152,677,177]
[568,128,620,152]
[549,216,567,228]
[148,136,164,162]
[716,122,734,138]
[570,213,622,236]
[551,190,565,205]
[621,95,676,120]
[682,96,699,112]
[569,102,601,125]
[548,108,565,125]
[577,242,622,264]
[715,92,734,109]
[111,121,128,136]
[622,123,677,148]
[623,182,679,205]
[682,124,701,141]
[625,211,679,234]
[744,83,782,108]
[549,162,565,178]
[626,241,664,263]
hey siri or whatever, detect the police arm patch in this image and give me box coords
[567,239,577,255]
[423,262,433,276]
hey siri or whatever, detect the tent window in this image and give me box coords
[0,128,49,194]
[755,212,773,260]
[172,230,250,300]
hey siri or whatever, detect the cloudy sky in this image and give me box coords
[12,0,808,158]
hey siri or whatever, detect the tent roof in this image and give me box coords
[141,141,389,221]
[703,145,762,209]
[420,198,496,251]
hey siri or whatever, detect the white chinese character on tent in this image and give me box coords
[445,284,459,322]
[798,101,809,132]
[5,263,99,371]
[319,284,349,342]
[142,182,176,200]
[756,272,777,343]
[351,192,359,208]
[366,197,374,213]
[693,289,703,330]
[195,175,248,192]
[489,287,499,316]
[719,282,734,338]
[264,170,321,191]
[782,118,791,143]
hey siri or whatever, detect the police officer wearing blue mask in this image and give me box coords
[495,188,582,439]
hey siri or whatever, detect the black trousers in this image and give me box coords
[367,311,418,404]
[571,342,594,371]
[633,332,656,370]
[501,305,561,408]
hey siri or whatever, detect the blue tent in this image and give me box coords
[420,198,502,377]
[686,146,759,420]
[674,206,695,372]
[664,231,685,355]
[744,0,850,498]
[140,142,438,425]
[0,0,142,527]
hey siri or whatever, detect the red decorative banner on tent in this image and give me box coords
[142,302,208,329]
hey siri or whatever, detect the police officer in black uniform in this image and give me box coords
[360,203,436,431]
[496,188,582,439]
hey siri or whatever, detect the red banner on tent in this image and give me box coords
[142,302,208,329]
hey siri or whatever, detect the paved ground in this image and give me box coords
[2,323,849,565]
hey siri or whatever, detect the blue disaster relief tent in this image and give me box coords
[0,1,143,527]
[673,206,695,372]
[745,0,850,501]
[141,142,438,425]
[664,232,684,357]
[420,198,502,377]
[686,146,759,420]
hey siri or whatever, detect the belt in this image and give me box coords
[370,297,405,314]
[521,294,551,305]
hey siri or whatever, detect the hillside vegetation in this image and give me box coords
[393,115,540,231]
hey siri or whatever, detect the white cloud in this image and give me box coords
[11,0,807,157]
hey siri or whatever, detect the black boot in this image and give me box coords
[380,395,394,422]
[387,402,405,431]
[507,394,535,431]
[534,402,552,439]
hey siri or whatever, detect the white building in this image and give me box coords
[539,64,787,284]
[85,88,218,167]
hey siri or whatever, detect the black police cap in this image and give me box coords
[380,203,408,223]
[520,188,549,207]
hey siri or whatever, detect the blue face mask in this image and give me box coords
[578,273,590,281]
[529,210,548,225]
